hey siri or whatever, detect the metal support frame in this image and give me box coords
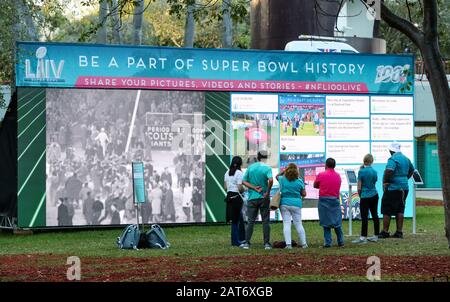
[0,214,16,229]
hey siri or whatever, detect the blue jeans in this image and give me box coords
[323,226,344,246]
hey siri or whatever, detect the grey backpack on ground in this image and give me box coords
[117,224,141,249]
[145,224,170,249]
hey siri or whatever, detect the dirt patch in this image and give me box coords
[1,253,449,282]
[417,200,443,207]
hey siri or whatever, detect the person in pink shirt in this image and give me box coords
[314,158,344,248]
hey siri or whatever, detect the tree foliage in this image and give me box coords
[381,0,450,58]
[56,0,250,48]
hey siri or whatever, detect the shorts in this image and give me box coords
[381,190,408,216]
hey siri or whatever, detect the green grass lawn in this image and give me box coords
[0,206,448,258]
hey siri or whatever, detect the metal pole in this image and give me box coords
[140,204,144,233]
[135,203,139,226]
[348,185,352,236]
[412,184,416,235]
[347,185,353,236]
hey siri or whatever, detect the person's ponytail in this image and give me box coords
[229,156,243,176]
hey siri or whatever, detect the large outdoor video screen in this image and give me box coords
[44,89,205,227]
[230,93,415,220]
[15,42,415,228]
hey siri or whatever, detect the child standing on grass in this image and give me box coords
[353,154,380,244]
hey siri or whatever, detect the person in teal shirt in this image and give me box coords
[352,154,380,244]
[241,151,274,250]
[379,142,414,239]
[276,163,308,249]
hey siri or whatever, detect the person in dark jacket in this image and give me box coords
[91,197,104,225]
[65,172,82,206]
[65,197,74,226]
[160,167,173,188]
[192,185,203,222]
[83,191,95,225]
[162,182,176,222]
[110,203,121,225]
[57,198,70,226]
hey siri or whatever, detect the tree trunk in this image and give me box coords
[184,2,196,48]
[17,0,38,40]
[421,44,450,248]
[381,0,450,248]
[111,0,122,44]
[222,0,233,48]
[97,0,108,44]
[133,0,144,45]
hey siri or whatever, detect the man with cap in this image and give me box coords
[379,142,415,239]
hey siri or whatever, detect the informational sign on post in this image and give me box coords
[345,169,358,235]
[132,161,146,204]
[345,170,358,186]
[412,169,424,234]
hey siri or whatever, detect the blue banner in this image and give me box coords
[280,155,326,168]
[16,42,414,95]
[132,162,146,204]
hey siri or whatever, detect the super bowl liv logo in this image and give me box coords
[24,46,65,82]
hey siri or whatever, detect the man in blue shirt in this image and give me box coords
[241,151,274,250]
[379,142,414,239]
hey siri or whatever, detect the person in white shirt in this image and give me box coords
[224,156,246,246]
[182,186,193,222]
[150,182,163,222]
[95,127,110,157]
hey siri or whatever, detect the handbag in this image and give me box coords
[269,177,282,211]
[270,191,281,210]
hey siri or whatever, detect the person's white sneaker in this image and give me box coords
[367,236,379,242]
[301,244,308,249]
[239,243,250,249]
[285,244,292,249]
[264,243,272,250]
[352,237,368,244]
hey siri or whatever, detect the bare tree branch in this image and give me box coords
[405,0,413,22]
[380,1,424,48]
[334,0,345,33]
[423,0,438,41]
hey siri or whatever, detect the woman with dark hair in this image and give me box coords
[276,163,308,249]
[224,156,246,246]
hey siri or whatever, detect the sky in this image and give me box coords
[64,1,98,20]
